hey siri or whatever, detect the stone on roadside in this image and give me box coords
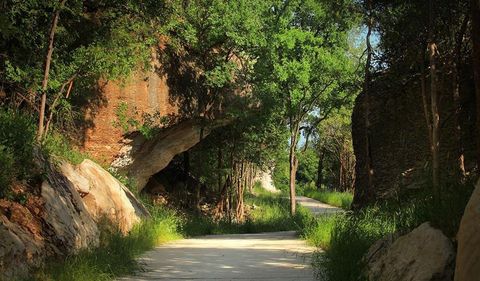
[364,222,454,281]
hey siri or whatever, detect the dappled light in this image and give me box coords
[0,0,478,280]
[118,232,315,281]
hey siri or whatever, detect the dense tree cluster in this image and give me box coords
[0,0,361,218]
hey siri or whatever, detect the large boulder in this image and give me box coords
[454,180,480,281]
[41,179,99,252]
[365,222,454,281]
[62,159,150,233]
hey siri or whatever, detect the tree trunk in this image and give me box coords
[453,16,469,179]
[428,0,440,200]
[289,127,299,215]
[37,0,67,141]
[339,152,344,192]
[472,0,480,173]
[316,149,324,189]
[420,52,433,146]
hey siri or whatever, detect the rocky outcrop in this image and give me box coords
[0,158,150,279]
[111,119,228,191]
[62,159,150,233]
[364,222,454,281]
[352,70,477,206]
[0,166,100,280]
[0,199,48,280]
[454,180,480,281]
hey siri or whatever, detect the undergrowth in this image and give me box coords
[306,181,475,281]
[0,109,36,198]
[42,132,90,165]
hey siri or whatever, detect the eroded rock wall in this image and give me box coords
[83,69,177,163]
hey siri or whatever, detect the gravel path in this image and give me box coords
[118,196,340,281]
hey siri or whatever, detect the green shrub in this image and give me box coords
[313,183,474,281]
[42,132,89,165]
[0,145,16,197]
[0,109,36,197]
[301,214,340,249]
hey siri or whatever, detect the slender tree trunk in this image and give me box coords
[289,123,299,215]
[44,78,74,137]
[37,0,67,141]
[339,152,344,192]
[453,16,469,179]
[428,0,440,200]
[316,149,324,189]
[420,52,433,145]
[472,0,480,173]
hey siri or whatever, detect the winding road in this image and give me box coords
[119,196,341,281]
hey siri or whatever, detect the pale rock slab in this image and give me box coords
[74,159,150,233]
[365,222,454,281]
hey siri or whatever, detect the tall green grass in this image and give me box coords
[304,189,353,209]
[301,214,340,249]
[307,183,474,281]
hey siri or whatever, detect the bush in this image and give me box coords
[42,132,89,165]
[301,214,340,249]
[0,145,16,197]
[0,109,36,197]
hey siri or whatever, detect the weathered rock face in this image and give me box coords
[365,222,455,281]
[111,119,227,190]
[0,200,47,280]
[0,167,100,280]
[455,180,480,281]
[64,159,150,233]
[82,69,177,164]
[0,158,150,279]
[352,70,477,206]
